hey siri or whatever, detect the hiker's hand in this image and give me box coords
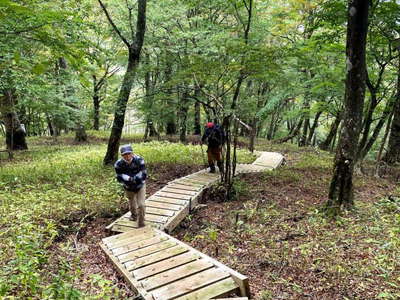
[121,174,131,181]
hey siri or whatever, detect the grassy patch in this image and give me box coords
[0,139,254,298]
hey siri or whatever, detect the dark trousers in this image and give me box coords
[207,146,224,172]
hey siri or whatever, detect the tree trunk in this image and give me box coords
[274,118,303,143]
[101,0,147,165]
[383,56,400,164]
[75,125,87,142]
[357,85,378,156]
[179,90,189,142]
[93,75,101,130]
[104,50,141,164]
[166,121,177,135]
[358,98,394,161]
[143,57,158,140]
[375,110,393,176]
[249,84,267,151]
[266,113,276,140]
[306,111,322,145]
[58,57,88,142]
[299,111,310,146]
[327,0,369,214]
[193,102,201,135]
[249,118,257,152]
[144,120,158,140]
[0,89,28,150]
[320,112,342,151]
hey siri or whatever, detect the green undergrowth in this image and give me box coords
[0,140,254,299]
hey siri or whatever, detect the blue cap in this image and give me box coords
[120,144,133,155]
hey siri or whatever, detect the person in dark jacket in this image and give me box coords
[114,144,147,227]
[201,122,226,173]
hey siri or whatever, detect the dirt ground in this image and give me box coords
[71,154,398,299]
[171,161,398,299]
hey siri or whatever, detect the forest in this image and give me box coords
[1,0,399,299]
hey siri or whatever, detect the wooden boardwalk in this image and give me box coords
[101,227,249,299]
[107,152,284,233]
[101,152,284,299]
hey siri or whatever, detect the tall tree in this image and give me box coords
[327,0,370,214]
[0,89,27,150]
[383,45,400,164]
[99,0,147,165]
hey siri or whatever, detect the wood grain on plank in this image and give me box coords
[119,240,177,263]
[174,278,239,300]
[145,200,182,211]
[125,245,188,271]
[141,259,214,291]
[132,252,200,280]
[151,268,231,299]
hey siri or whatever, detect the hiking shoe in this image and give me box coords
[129,212,137,221]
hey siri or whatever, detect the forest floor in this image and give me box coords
[172,149,400,299]
[1,133,399,299]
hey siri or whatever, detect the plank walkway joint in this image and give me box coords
[101,152,284,299]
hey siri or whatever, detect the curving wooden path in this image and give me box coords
[101,152,284,300]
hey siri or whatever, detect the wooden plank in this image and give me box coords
[174,179,206,186]
[99,243,154,300]
[119,240,177,263]
[125,245,188,271]
[145,214,169,224]
[107,231,158,249]
[192,171,219,177]
[154,229,250,298]
[188,191,204,212]
[142,259,215,291]
[184,178,214,186]
[111,224,138,233]
[148,196,188,206]
[167,183,202,191]
[132,252,200,280]
[112,236,168,256]
[106,214,128,230]
[146,200,182,211]
[252,163,273,169]
[185,175,212,183]
[162,187,198,196]
[146,207,175,217]
[151,268,231,299]
[113,219,139,227]
[164,205,189,233]
[174,278,239,300]
[190,174,219,181]
[103,226,152,243]
[154,192,192,201]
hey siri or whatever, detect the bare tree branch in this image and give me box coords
[97,0,130,47]
[125,0,137,42]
